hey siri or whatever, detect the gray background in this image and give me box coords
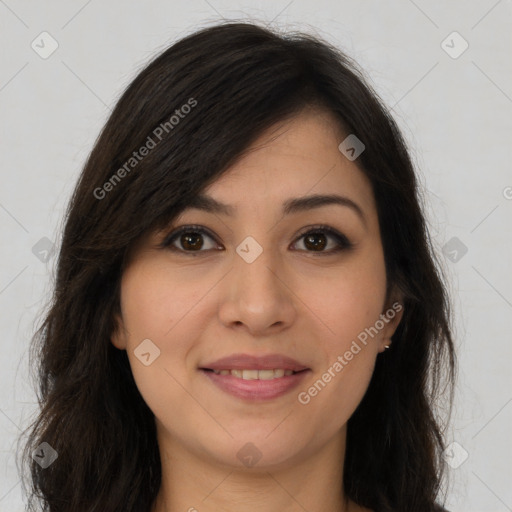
[1,1,511,510]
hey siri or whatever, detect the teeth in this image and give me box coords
[242,369,259,380]
[211,369,297,379]
[258,370,276,380]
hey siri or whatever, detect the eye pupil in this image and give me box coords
[164,226,347,255]
[182,232,203,250]
[304,233,326,251]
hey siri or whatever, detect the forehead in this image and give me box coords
[200,108,376,219]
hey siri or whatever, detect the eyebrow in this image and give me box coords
[185,193,366,225]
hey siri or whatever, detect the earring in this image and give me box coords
[384,344,391,350]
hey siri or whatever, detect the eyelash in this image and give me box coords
[159,224,353,256]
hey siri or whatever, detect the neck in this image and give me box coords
[152,424,353,512]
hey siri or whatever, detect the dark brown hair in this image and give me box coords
[19,21,455,512]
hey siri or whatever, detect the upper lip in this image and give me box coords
[200,353,310,372]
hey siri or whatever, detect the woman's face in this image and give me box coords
[112,108,402,471]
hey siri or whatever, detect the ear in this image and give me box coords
[378,293,405,353]
[110,313,128,350]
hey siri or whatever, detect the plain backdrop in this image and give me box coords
[1,1,511,511]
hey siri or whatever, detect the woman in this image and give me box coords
[20,21,455,512]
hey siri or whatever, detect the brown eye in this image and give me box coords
[180,232,204,251]
[303,232,327,251]
[292,226,352,254]
[160,224,352,256]
[161,225,220,254]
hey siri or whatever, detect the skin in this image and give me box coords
[111,107,403,512]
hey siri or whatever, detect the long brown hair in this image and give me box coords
[19,21,455,512]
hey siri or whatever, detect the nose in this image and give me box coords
[217,244,297,337]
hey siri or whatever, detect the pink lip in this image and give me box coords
[200,353,309,372]
[200,368,310,401]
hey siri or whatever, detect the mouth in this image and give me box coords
[200,352,309,373]
[201,368,307,379]
[199,368,311,403]
[198,353,311,401]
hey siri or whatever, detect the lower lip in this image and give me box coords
[200,369,310,401]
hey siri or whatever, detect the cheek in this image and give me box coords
[293,249,385,426]
[306,355,375,443]
[120,262,209,343]
[118,266,200,404]
[309,251,388,348]
[296,319,377,441]
[118,265,224,452]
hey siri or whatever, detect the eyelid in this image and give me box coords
[160,224,221,250]
[160,223,353,254]
[291,224,353,253]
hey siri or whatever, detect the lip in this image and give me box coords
[200,368,311,401]
[199,353,311,401]
[200,353,309,372]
